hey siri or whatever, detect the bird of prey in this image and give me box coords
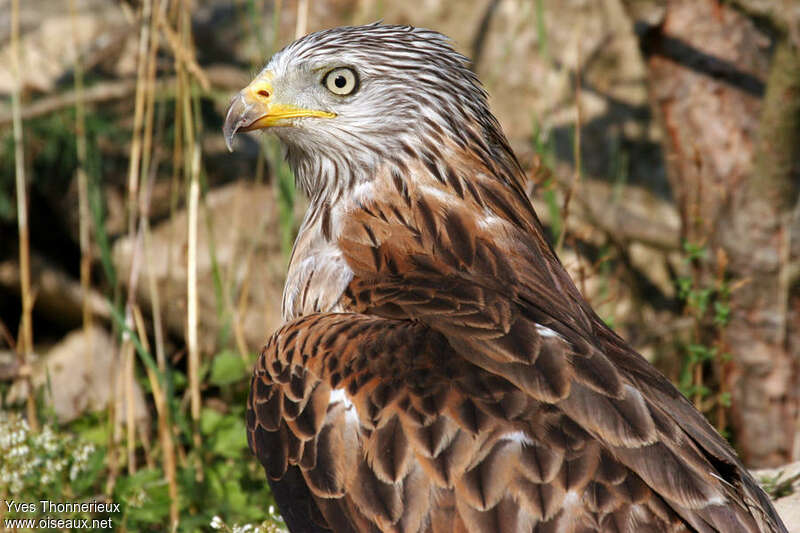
[224,23,787,533]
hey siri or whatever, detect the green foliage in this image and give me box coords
[759,470,800,500]
[0,412,102,521]
[106,401,276,532]
[530,120,561,243]
[6,164,278,529]
[675,240,732,434]
[1,350,278,532]
[15,83,282,531]
[0,109,124,221]
[99,328,274,531]
[676,242,730,331]
[210,513,286,533]
[173,398,278,531]
[209,351,249,387]
[116,469,172,527]
[201,407,247,457]
[87,159,118,290]
[535,0,549,64]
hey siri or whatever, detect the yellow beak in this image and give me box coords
[223,72,336,151]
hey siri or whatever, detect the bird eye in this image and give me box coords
[324,67,358,96]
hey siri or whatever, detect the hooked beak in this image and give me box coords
[223,71,336,152]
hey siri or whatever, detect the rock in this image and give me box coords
[0,0,137,95]
[752,461,800,533]
[5,327,149,429]
[0,254,111,330]
[112,181,286,354]
[775,495,800,533]
[0,349,19,381]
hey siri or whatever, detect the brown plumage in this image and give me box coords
[225,23,787,533]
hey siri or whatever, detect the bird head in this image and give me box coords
[224,24,508,198]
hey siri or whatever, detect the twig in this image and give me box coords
[11,0,38,432]
[0,317,17,352]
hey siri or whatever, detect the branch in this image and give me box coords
[0,65,249,128]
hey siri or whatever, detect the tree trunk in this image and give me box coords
[623,0,800,467]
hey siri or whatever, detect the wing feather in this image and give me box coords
[248,159,785,532]
[322,166,786,533]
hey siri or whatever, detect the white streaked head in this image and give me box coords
[224,23,508,201]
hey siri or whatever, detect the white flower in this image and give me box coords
[210,516,225,530]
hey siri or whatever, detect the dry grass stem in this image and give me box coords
[133,303,179,526]
[11,0,39,432]
[130,306,153,471]
[273,0,284,51]
[69,0,94,346]
[140,0,169,373]
[116,0,156,485]
[123,336,137,474]
[187,140,202,451]
[177,0,204,477]
[139,0,166,202]
[126,0,153,242]
[0,67,250,128]
[133,16,176,502]
[105,361,120,494]
[158,15,211,91]
[167,74,184,311]
[295,0,309,39]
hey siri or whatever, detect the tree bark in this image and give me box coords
[720,38,800,466]
[623,0,800,467]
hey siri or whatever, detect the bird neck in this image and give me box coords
[281,113,527,213]
[283,138,380,206]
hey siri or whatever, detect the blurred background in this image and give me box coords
[0,0,798,530]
